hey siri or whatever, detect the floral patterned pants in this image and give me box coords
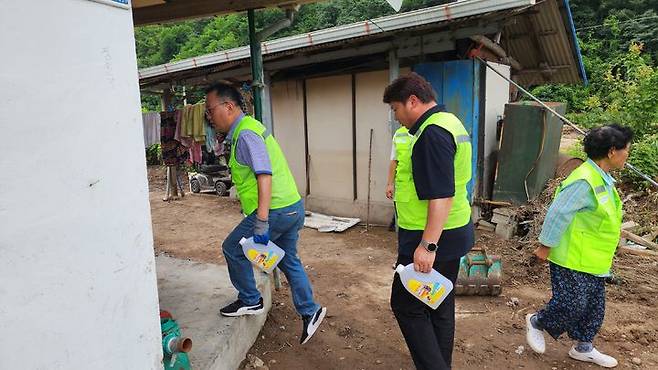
[536,263,606,343]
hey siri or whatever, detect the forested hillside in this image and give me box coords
[135,0,658,185]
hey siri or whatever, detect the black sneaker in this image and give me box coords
[300,306,327,344]
[219,298,264,317]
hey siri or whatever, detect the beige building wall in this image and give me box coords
[305,74,354,201]
[270,79,307,195]
[269,68,411,224]
[355,70,393,204]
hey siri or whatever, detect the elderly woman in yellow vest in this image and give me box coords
[526,124,633,368]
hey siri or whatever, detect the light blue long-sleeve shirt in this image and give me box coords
[539,159,618,276]
[539,159,617,247]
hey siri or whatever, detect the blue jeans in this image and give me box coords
[222,200,320,317]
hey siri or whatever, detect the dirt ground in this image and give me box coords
[148,166,658,370]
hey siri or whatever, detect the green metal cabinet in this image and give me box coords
[492,102,566,204]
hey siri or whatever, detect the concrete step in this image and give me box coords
[156,256,272,370]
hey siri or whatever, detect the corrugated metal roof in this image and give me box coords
[139,0,586,87]
[504,0,585,85]
[139,0,536,80]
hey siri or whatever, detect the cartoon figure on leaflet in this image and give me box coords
[409,280,446,305]
[250,251,278,270]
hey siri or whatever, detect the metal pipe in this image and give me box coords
[257,8,296,41]
[175,337,193,353]
[165,336,193,354]
[476,56,658,188]
[248,7,296,123]
[248,9,263,121]
[470,35,522,71]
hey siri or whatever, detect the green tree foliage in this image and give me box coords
[133,0,658,186]
[570,0,658,61]
[534,37,658,185]
[134,0,452,68]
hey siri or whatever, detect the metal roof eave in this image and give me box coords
[562,0,588,85]
[138,0,536,82]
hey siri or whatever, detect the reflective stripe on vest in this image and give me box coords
[229,116,301,215]
[548,161,622,275]
[396,112,472,230]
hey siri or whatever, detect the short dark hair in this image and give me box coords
[205,82,245,110]
[583,124,634,160]
[383,72,437,104]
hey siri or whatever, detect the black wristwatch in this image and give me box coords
[420,239,437,253]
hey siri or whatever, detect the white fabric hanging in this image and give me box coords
[142,112,161,147]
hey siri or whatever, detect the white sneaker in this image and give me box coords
[568,346,618,368]
[525,313,546,354]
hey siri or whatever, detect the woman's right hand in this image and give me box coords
[533,245,551,261]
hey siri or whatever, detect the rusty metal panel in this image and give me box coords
[492,102,566,204]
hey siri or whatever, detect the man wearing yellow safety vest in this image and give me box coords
[383,73,475,370]
[526,124,633,368]
[385,125,412,231]
[205,83,326,345]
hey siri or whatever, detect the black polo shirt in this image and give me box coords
[397,105,474,264]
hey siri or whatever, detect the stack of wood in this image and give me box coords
[619,221,658,256]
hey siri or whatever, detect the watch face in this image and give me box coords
[427,243,437,252]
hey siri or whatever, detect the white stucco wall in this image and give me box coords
[482,63,511,199]
[0,1,162,369]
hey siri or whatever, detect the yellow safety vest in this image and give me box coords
[396,112,472,230]
[229,116,301,215]
[548,161,622,275]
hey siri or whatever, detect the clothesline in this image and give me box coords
[142,102,224,165]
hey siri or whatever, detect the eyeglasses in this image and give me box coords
[205,101,230,117]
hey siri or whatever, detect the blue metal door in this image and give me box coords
[413,60,481,200]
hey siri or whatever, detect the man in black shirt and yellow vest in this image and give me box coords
[383,72,475,370]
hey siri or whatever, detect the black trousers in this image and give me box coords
[391,256,460,370]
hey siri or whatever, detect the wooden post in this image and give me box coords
[366,128,374,231]
[163,166,172,201]
[161,87,177,201]
[170,165,179,199]
[273,269,282,291]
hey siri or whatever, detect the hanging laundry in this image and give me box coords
[181,103,206,143]
[161,111,176,141]
[205,120,217,152]
[213,138,224,157]
[161,111,188,166]
[189,141,203,165]
[174,109,193,148]
[142,112,161,148]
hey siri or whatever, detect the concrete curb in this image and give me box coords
[156,256,272,370]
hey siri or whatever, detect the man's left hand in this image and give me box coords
[413,245,436,273]
[385,183,394,200]
[253,217,270,245]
